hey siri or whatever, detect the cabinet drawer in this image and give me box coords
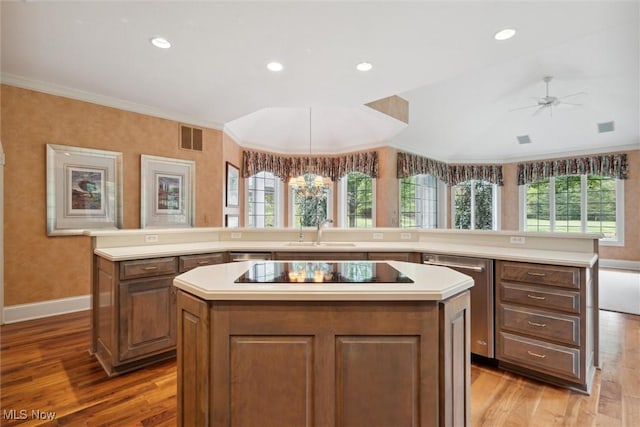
[120,257,178,280]
[500,262,580,289]
[499,305,580,346]
[499,282,580,314]
[498,332,580,382]
[179,253,225,272]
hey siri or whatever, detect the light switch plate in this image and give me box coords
[373,232,384,240]
[400,233,412,240]
[231,232,242,239]
[144,234,159,243]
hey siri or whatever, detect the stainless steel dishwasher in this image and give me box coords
[423,253,494,358]
[229,252,272,262]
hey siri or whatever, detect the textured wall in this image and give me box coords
[1,85,224,305]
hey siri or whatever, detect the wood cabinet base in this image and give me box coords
[177,290,470,427]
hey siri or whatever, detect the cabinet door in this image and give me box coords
[118,277,176,362]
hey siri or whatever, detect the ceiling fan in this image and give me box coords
[510,76,586,116]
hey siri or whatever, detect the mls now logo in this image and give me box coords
[2,409,28,420]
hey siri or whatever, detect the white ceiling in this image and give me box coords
[2,1,639,162]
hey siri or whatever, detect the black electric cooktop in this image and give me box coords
[234,261,413,284]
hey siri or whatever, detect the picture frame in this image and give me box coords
[225,214,239,228]
[46,144,123,236]
[141,155,195,228]
[226,162,239,208]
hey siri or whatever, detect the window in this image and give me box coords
[452,180,497,230]
[399,174,438,228]
[339,172,375,228]
[523,174,623,243]
[289,186,332,228]
[246,172,282,228]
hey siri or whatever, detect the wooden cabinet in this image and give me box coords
[496,261,596,393]
[92,252,225,376]
[177,289,471,427]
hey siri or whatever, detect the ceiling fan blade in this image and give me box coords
[509,104,539,112]
[532,105,548,116]
[559,101,582,106]
[559,91,587,99]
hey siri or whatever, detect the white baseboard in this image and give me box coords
[600,259,640,271]
[2,294,90,324]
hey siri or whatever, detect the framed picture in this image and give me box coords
[141,155,195,228]
[225,214,239,228]
[46,144,123,236]
[226,162,239,208]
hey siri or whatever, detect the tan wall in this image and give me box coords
[3,85,637,308]
[599,149,639,261]
[376,146,399,227]
[1,85,224,305]
[222,133,244,226]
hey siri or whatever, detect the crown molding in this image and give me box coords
[1,73,223,131]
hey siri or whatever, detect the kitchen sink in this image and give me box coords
[283,241,356,247]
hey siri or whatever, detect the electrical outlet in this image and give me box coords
[231,232,242,239]
[373,232,384,240]
[400,233,412,240]
[510,236,526,245]
[144,234,159,243]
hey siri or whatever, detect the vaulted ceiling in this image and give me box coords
[2,1,638,162]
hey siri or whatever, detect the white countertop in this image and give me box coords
[173,260,474,302]
[94,240,598,267]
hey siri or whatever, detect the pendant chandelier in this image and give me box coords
[288,108,331,199]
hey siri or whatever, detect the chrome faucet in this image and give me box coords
[315,219,333,245]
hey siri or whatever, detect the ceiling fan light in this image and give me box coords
[494,28,516,41]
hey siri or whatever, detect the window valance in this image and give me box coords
[397,151,503,186]
[516,153,628,186]
[242,150,379,181]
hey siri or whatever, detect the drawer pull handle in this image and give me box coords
[197,261,210,265]
[527,272,546,277]
[527,350,547,359]
[527,294,546,301]
[528,320,547,328]
[142,266,158,271]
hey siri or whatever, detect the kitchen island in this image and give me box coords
[173,260,474,427]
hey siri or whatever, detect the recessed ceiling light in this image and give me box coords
[267,61,284,72]
[494,28,516,41]
[150,36,171,49]
[356,62,373,72]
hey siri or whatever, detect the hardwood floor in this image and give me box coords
[1,309,638,426]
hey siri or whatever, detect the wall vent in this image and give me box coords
[180,125,203,151]
[517,135,531,144]
[597,121,615,133]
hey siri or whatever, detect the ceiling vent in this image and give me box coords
[597,121,615,133]
[517,135,532,144]
[180,125,203,151]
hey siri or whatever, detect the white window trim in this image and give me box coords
[398,175,441,229]
[288,184,334,228]
[450,180,499,231]
[338,175,376,228]
[244,173,284,228]
[519,176,624,246]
